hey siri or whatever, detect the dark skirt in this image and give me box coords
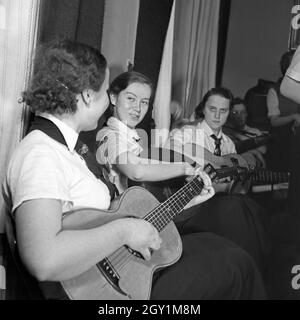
[174,194,270,278]
[151,232,266,300]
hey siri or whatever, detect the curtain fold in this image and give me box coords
[152,0,176,147]
[0,0,41,231]
[172,0,220,118]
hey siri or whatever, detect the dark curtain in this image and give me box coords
[38,0,105,50]
[216,0,231,86]
[36,0,105,152]
[134,0,174,137]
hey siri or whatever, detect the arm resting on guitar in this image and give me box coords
[270,114,300,127]
[15,199,160,281]
[171,142,230,168]
[183,144,250,169]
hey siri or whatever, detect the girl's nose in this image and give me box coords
[133,101,141,111]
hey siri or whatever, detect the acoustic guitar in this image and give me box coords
[40,164,245,300]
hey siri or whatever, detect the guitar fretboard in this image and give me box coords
[250,170,289,184]
[144,176,204,232]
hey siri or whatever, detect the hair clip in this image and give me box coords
[55,79,69,90]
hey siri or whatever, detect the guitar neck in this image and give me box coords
[250,170,289,184]
[143,176,204,232]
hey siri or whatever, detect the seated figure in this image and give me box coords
[266,50,300,171]
[224,97,268,168]
[167,87,257,173]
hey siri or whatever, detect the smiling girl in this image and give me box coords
[96,71,206,196]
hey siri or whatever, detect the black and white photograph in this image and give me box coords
[0,0,300,308]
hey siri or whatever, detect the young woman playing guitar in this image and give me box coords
[3,41,265,300]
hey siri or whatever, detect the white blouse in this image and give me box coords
[3,115,111,214]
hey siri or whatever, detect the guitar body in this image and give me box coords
[57,187,182,300]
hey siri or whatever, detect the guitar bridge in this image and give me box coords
[97,258,128,297]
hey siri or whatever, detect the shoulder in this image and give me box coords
[6,131,69,187]
[222,132,236,148]
[9,131,62,165]
[96,126,125,146]
[170,124,197,141]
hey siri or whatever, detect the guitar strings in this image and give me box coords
[106,168,290,273]
[106,177,205,272]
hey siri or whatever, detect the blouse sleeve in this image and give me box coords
[96,131,132,166]
[266,88,280,117]
[286,45,300,82]
[6,144,72,213]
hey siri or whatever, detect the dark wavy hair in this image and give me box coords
[232,97,245,107]
[22,39,107,115]
[194,87,234,119]
[109,71,153,97]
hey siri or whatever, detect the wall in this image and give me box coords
[39,0,105,49]
[101,0,139,81]
[222,0,293,98]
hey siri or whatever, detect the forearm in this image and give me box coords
[270,114,295,127]
[119,162,186,181]
[172,143,225,168]
[17,214,130,281]
[45,220,130,280]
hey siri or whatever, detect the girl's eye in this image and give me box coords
[127,96,135,102]
[141,101,149,106]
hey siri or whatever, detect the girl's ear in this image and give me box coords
[80,89,92,106]
[110,93,117,106]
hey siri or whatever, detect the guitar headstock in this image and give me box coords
[203,164,218,182]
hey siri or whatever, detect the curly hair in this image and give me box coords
[194,87,233,119]
[22,39,107,115]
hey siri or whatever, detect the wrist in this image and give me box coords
[113,218,133,245]
[183,162,193,176]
